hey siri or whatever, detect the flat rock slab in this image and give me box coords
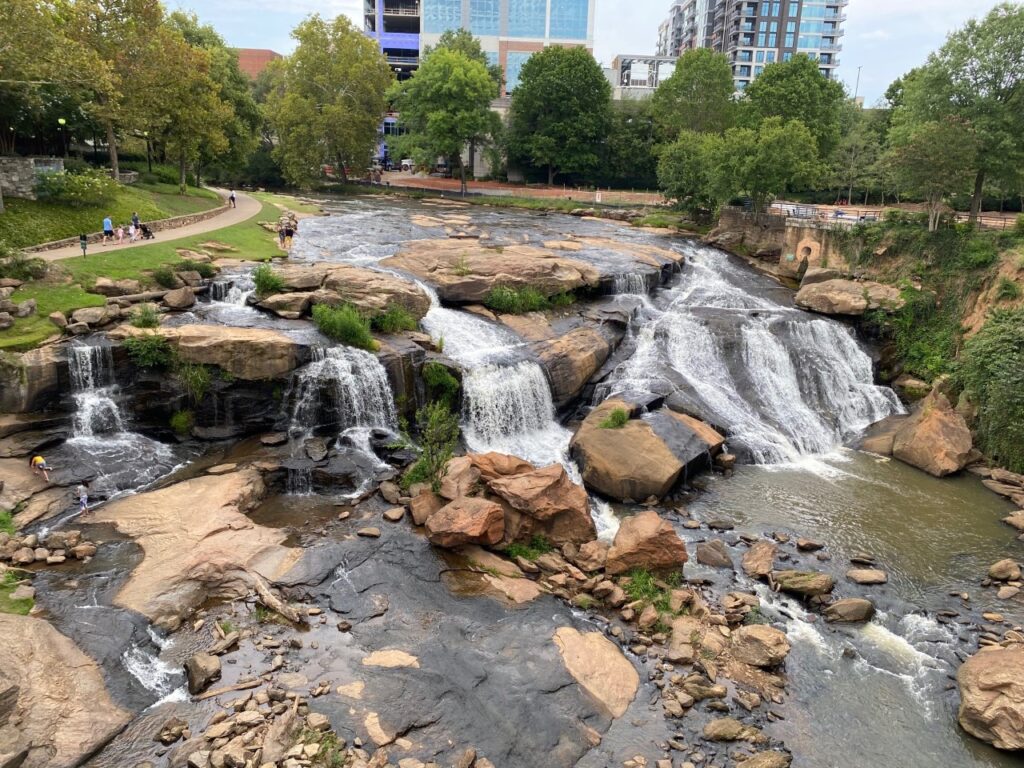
[553,627,638,719]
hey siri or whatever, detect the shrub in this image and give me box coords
[35,169,118,207]
[175,362,211,404]
[0,510,14,536]
[252,264,284,296]
[312,303,377,351]
[169,410,194,435]
[123,334,173,369]
[0,246,47,281]
[995,277,1021,302]
[151,267,177,289]
[130,304,160,328]
[176,260,216,279]
[1016,213,1024,238]
[371,304,418,334]
[955,309,1024,473]
[599,407,629,429]
[401,401,460,493]
[422,362,460,406]
[483,285,552,314]
[503,535,553,562]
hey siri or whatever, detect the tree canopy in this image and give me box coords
[650,49,736,139]
[506,46,612,185]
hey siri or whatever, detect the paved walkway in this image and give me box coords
[40,189,262,262]
[382,172,664,206]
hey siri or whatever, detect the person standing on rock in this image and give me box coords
[30,454,51,483]
[76,481,89,513]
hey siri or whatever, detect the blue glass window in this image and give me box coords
[782,51,792,61]
[470,0,499,35]
[485,51,499,67]
[508,0,546,37]
[757,33,765,46]
[737,80,749,91]
[768,33,776,46]
[766,51,776,62]
[759,2,769,14]
[788,1,797,14]
[755,65,763,75]
[755,50,764,62]
[423,0,461,33]
[505,51,533,90]
[771,3,780,15]
[785,33,794,47]
[549,0,589,39]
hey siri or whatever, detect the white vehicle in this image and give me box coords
[400,158,414,172]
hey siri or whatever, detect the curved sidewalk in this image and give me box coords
[39,189,261,262]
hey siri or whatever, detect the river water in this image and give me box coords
[31,196,1023,768]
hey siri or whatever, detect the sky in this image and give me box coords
[169,0,1005,104]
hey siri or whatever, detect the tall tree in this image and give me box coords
[506,46,612,185]
[711,117,819,220]
[599,100,658,190]
[265,15,393,186]
[425,29,503,89]
[391,48,498,195]
[886,116,978,231]
[657,130,721,217]
[743,54,845,158]
[650,48,735,139]
[896,3,1024,223]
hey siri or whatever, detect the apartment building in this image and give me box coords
[656,0,846,89]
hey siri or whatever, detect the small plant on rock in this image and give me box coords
[252,263,285,296]
[176,260,216,279]
[453,253,471,276]
[423,362,460,407]
[312,303,377,351]
[503,535,553,562]
[599,407,629,429]
[170,409,194,435]
[401,401,460,493]
[371,304,418,334]
[995,276,1021,302]
[175,362,211,404]
[151,267,178,289]
[130,304,160,328]
[124,334,174,369]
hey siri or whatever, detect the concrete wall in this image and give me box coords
[0,157,64,202]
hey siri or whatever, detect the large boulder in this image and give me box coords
[380,239,602,303]
[91,469,298,630]
[742,540,777,578]
[958,646,1024,750]
[269,263,431,318]
[112,325,304,380]
[772,570,835,598]
[552,627,638,719]
[730,624,791,668]
[0,614,132,768]
[605,510,688,575]
[892,389,973,477]
[0,346,64,413]
[485,462,596,546]
[425,497,505,548]
[533,327,612,406]
[824,597,875,623]
[162,286,195,309]
[570,398,723,502]
[795,279,905,316]
[857,414,909,456]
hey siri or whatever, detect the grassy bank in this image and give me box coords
[0,199,285,351]
[0,183,220,250]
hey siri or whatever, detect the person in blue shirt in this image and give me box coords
[102,216,114,245]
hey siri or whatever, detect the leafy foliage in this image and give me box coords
[176,362,211,404]
[123,334,173,369]
[402,401,460,493]
[650,48,735,139]
[311,303,377,351]
[955,309,1024,472]
[252,264,284,297]
[35,170,119,207]
[995,277,1021,302]
[370,305,419,334]
[422,362,460,407]
[176,259,216,279]
[483,286,573,314]
[170,409,194,435]
[622,568,682,613]
[657,131,721,217]
[152,267,177,289]
[504,535,553,562]
[0,250,47,281]
[599,407,629,429]
[0,571,33,616]
[130,304,160,328]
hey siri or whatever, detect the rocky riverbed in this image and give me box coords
[2,196,1023,768]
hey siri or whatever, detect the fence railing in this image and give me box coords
[769,202,1019,231]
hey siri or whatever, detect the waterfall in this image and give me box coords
[69,343,126,437]
[602,246,904,464]
[209,274,254,305]
[612,273,649,295]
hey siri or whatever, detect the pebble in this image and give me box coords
[356,527,381,538]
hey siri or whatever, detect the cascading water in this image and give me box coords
[69,344,126,437]
[612,273,649,295]
[602,246,903,463]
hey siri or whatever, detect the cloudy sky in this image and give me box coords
[170,0,1003,103]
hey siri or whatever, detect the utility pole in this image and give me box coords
[853,65,862,102]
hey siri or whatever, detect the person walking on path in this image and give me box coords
[116,224,125,245]
[229,190,236,208]
[102,216,114,245]
[128,222,138,243]
[30,455,51,483]
[76,481,89,513]
[132,211,141,230]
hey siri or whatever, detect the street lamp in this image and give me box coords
[57,117,67,158]
[143,130,152,173]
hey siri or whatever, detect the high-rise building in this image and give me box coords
[364,0,422,80]
[656,0,846,90]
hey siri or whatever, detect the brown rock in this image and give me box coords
[574,540,610,572]
[892,389,973,477]
[533,327,611,405]
[409,491,446,526]
[552,627,639,718]
[737,751,792,768]
[425,497,505,548]
[795,279,904,316]
[846,568,888,585]
[439,456,481,500]
[696,539,733,569]
[702,717,765,742]
[357,527,381,538]
[162,286,196,310]
[824,598,875,623]
[772,570,835,597]
[605,510,688,575]
[184,653,222,694]
[487,462,596,546]
[383,507,405,523]
[468,452,534,479]
[958,646,1024,750]
[730,625,790,668]
[988,559,1021,582]
[742,541,777,578]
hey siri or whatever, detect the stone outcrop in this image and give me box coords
[112,325,304,380]
[258,263,431,320]
[381,239,602,303]
[532,327,612,406]
[605,510,688,575]
[730,625,791,668]
[824,597,875,622]
[794,279,905,316]
[742,541,777,578]
[892,389,973,477]
[0,345,64,413]
[552,627,638,718]
[0,614,132,768]
[772,570,834,598]
[92,469,300,629]
[425,497,506,548]
[957,646,1024,750]
[857,415,909,456]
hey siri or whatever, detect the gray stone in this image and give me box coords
[184,652,221,694]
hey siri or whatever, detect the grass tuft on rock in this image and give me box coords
[622,567,681,613]
[370,305,419,334]
[599,407,629,429]
[0,572,33,615]
[130,304,160,328]
[252,263,285,297]
[483,285,564,314]
[0,511,15,536]
[503,535,553,562]
[123,334,174,369]
[312,303,378,351]
[170,410,194,435]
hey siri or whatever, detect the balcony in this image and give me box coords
[818,42,843,51]
[387,54,419,65]
[383,2,419,15]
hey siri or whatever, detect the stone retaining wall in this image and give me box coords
[0,157,65,203]
[25,198,230,253]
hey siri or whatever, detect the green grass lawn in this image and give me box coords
[0,199,285,351]
[134,182,220,217]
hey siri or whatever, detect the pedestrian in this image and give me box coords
[30,454,51,483]
[116,224,125,245]
[132,211,140,230]
[102,215,114,245]
[128,222,138,242]
[277,224,286,250]
[229,190,236,208]
[75,481,89,514]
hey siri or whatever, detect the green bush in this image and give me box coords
[151,267,177,289]
[0,246,47,281]
[252,264,284,296]
[400,401,460,493]
[170,409,194,435]
[995,277,1021,302]
[1015,213,1024,238]
[622,567,681,613]
[312,303,377,351]
[423,362,460,406]
[955,309,1024,473]
[175,362,211,404]
[483,285,553,314]
[599,407,629,429]
[0,510,14,535]
[371,304,418,334]
[130,304,160,328]
[123,334,173,369]
[35,169,118,207]
[503,535,553,562]
[176,260,216,279]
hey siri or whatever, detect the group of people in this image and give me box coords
[101,212,153,246]
[29,456,90,513]
[277,211,299,250]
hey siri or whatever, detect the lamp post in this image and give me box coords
[57,117,67,158]
[144,130,152,173]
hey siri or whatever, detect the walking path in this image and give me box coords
[39,189,261,262]
[382,172,664,206]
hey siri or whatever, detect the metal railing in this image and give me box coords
[382,4,419,15]
[769,202,1020,231]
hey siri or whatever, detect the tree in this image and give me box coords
[391,48,498,195]
[711,117,819,220]
[506,46,612,185]
[425,29,503,89]
[598,100,658,190]
[743,54,845,158]
[656,130,721,217]
[265,15,392,186]
[886,117,978,231]
[650,48,735,139]
[897,3,1024,223]
[830,103,885,204]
